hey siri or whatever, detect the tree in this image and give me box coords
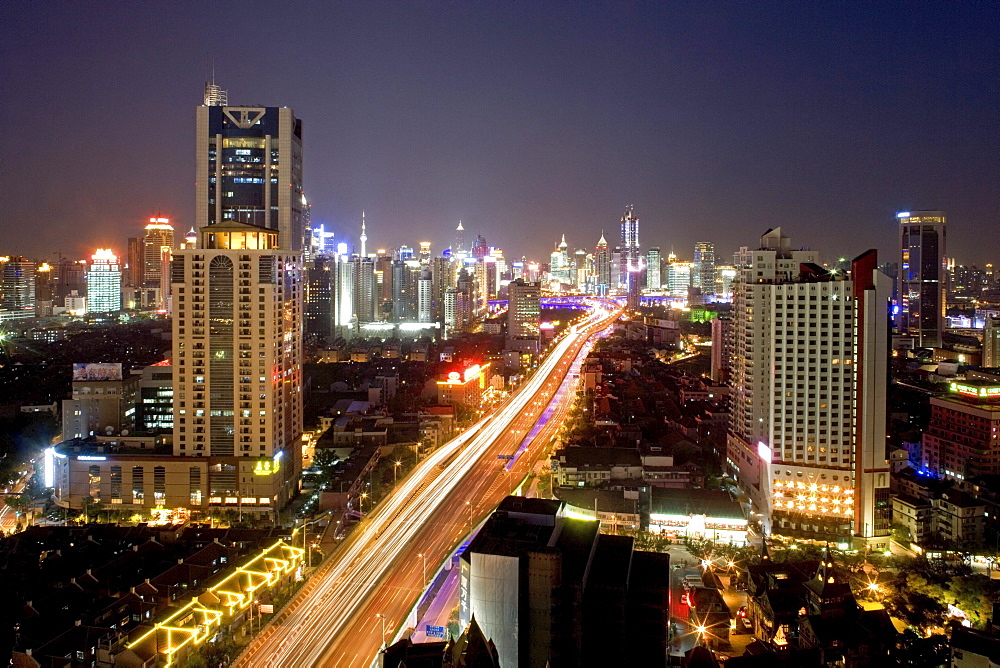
[5,491,32,526]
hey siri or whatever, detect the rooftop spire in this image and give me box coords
[360,211,367,257]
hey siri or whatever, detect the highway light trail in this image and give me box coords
[234,298,620,668]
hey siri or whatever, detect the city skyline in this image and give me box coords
[3,2,998,264]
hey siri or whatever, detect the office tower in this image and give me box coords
[666,254,691,298]
[573,249,588,289]
[418,242,431,264]
[375,251,393,315]
[618,205,640,290]
[196,99,305,252]
[507,278,540,350]
[693,242,716,300]
[304,256,333,340]
[125,236,143,290]
[472,234,488,260]
[454,220,465,254]
[726,229,891,545]
[391,259,419,321]
[143,218,174,285]
[595,232,610,295]
[626,264,642,310]
[417,268,433,323]
[548,235,571,286]
[333,248,355,338]
[430,256,452,323]
[985,317,1000,368]
[646,247,662,290]
[2,256,36,316]
[34,262,54,316]
[171,222,301,517]
[353,256,376,324]
[897,210,946,348]
[86,250,122,314]
[53,258,87,307]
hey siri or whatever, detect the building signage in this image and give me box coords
[426,625,445,638]
[73,363,123,382]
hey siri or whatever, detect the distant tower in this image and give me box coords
[897,210,946,348]
[455,221,465,253]
[693,242,716,300]
[619,206,640,290]
[86,250,122,314]
[595,231,611,295]
[360,211,368,258]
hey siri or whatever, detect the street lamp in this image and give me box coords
[394,460,401,485]
[376,613,388,647]
[360,492,369,514]
[418,552,427,585]
[466,500,473,526]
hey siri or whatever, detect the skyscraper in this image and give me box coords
[646,247,662,290]
[174,89,304,519]
[359,212,368,258]
[618,205,640,290]
[693,242,716,300]
[595,232,610,295]
[897,210,946,348]
[507,278,540,351]
[454,220,465,254]
[171,222,302,517]
[304,256,333,341]
[86,249,122,314]
[142,218,174,309]
[726,229,891,546]
[195,101,305,252]
[1,256,36,316]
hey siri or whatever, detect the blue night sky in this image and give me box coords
[2,1,997,265]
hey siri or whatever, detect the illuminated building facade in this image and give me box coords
[646,247,662,290]
[86,249,122,313]
[594,232,610,295]
[1,256,36,317]
[693,241,716,300]
[896,210,946,348]
[171,222,302,518]
[618,205,640,290]
[196,101,305,252]
[921,372,1000,482]
[983,316,1000,368]
[726,229,891,545]
[435,363,489,407]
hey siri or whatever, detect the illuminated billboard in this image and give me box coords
[73,363,123,382]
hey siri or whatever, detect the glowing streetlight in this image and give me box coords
[360,491,369,514]
[695,625,707,635]
[394,460,402,485]
[418,552,427,585]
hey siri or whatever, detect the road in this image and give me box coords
[234,299,621,668]
[0,471,32,533]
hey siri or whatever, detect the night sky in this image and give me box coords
[2,1,997,265]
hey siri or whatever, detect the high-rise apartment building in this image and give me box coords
[618,206,640,290]
[171,222,302,517]
[86,249,122,314]
[897,211,946,348]
[726,229,891,546]
[693,242,716,300]
[353,256,376,324]
[984,316,1000,368]
[195,102,305,252]
[333,249,355,339]
[646,247,662,290]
